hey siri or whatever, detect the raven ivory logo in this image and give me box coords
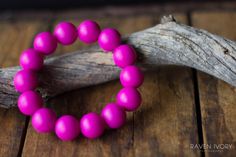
[190,144,233,152]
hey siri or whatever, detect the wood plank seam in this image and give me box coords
[187,11,205,157]
[192,69,205,157]
[17,117,30,157]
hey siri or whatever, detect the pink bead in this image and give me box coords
[116,87,141,111]
[101,103,126,129]
[80,112,105,139]
[54,22,78,45]
[55,115,80,141]
[33,32,57,55]
[32,108,57,133]
[98,28,121,51]
[113,44,137,68]
[18,91,43,115]
[20,48,44,71]
[120,65,144,87]
[78,20,101,44]
[14,69,38,93]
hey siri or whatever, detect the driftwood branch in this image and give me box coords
[1,15,236,108]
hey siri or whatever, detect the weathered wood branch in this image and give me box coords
[1,15,236,108]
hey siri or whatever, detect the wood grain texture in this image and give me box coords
[0,20,48,157]
[133,67,200,157]
[21,14,200,157]
[192,11,236,156]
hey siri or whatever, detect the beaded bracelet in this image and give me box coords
[13,20,144,141]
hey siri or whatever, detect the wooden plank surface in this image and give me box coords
[0,8,234,157]
[133,67,199,157]
[20,13,200,157]
[192,11,236,156]
[0,20,48,157]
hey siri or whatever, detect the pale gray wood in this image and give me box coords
[1,15,236,108]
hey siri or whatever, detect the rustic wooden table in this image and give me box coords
[0,2,236,157]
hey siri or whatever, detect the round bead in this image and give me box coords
[98,28,121,51]
[78,20,101,44]
[120,65,144,87]
[55,115,80,141]
[32,108,57,133]
[17,91,43,115]
[101,103,126,129]
[33,32,57,55]
[13,69,38,93]
[116,87,142,111]
[113,44,137,68]
[54,22,78,45]
[80,112,105,139]
[20,48,44,71]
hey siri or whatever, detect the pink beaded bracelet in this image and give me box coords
[14,20,144,141]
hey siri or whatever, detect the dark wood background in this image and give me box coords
[0,0,229,10]
[0,1,236,157]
